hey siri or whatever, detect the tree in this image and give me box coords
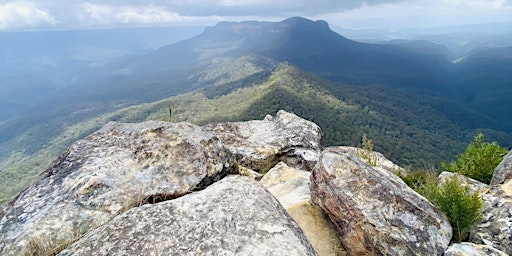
[442,133,508,184]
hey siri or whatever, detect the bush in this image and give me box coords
[357,133,377,167]
[420,175,482,242]
[442,133,507,184]
[398,171,482,242]
[397,169,437,190]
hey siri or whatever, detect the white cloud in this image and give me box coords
[0,0,511,30]
[79,3,192,25]
[319,0,512,29]
[0,1,57,29]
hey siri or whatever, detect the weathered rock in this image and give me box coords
[260,162,346,256]
[491,150,512,185]
[444,242,508,256]
[59,175,317,255]
[310,147,452,256]
[469,181,512,254]
[203,110,322,172]
[0,121,235,255]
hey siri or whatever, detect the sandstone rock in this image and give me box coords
[260,162,346,256]
[444,242,508,256]
[310,147,452,256]
[491,150,512,185]
[203,110,322,173]
[59,175,317,255]
[469,182,512,255]
[0,121,235,255]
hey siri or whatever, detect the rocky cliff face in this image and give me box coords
[1,110,511,255]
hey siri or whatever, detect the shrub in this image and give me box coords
[398,171,482,242]
[420,175,482,242]
[357,133,377,167]
[442,133,507,184]
[397,169,437,191]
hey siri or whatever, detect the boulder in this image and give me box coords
[0,121,236,255]
[260,162,346,256]
[310,147,452,256]
[491,150,512,185]
[59,175,317,255]
[203,110,322,173]
[444,242,508,256]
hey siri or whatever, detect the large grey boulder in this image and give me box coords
[0,121,236,255]
[444,242,508,256]
[59,175,317,256]
[260,162,346,256]
[310,147,452,256]
[203,110,322,173]
[491,150,512,185]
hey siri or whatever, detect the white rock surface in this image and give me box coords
[59,176,317,256]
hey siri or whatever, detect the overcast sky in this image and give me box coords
[1,0,511,31]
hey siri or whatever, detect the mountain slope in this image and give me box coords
[453,46,512,131]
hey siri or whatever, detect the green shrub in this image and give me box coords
[398,171,482,242]
[397,169,437,191]
[419,175,482,242]
[442,133,508,184]
[357,133,377,167]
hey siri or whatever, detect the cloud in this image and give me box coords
[0,0,511,30]
[320,0,512,29]
[78,3,192,25]
[0,1,57,29]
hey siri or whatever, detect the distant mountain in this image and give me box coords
[64,17,455,103]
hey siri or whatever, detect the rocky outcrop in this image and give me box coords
[260,162,346,256]
[491,150,512,185]
[0,121,236,255]
[444,242,508,256]
[310,147,452,255]
[203,110,322,173]
[59,175,317,255]
[9,110,510,255]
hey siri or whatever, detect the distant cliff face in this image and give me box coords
[0,110,510,255]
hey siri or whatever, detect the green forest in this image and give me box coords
[0,60,510,206]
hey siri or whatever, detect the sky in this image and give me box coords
[1,0,512,31]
